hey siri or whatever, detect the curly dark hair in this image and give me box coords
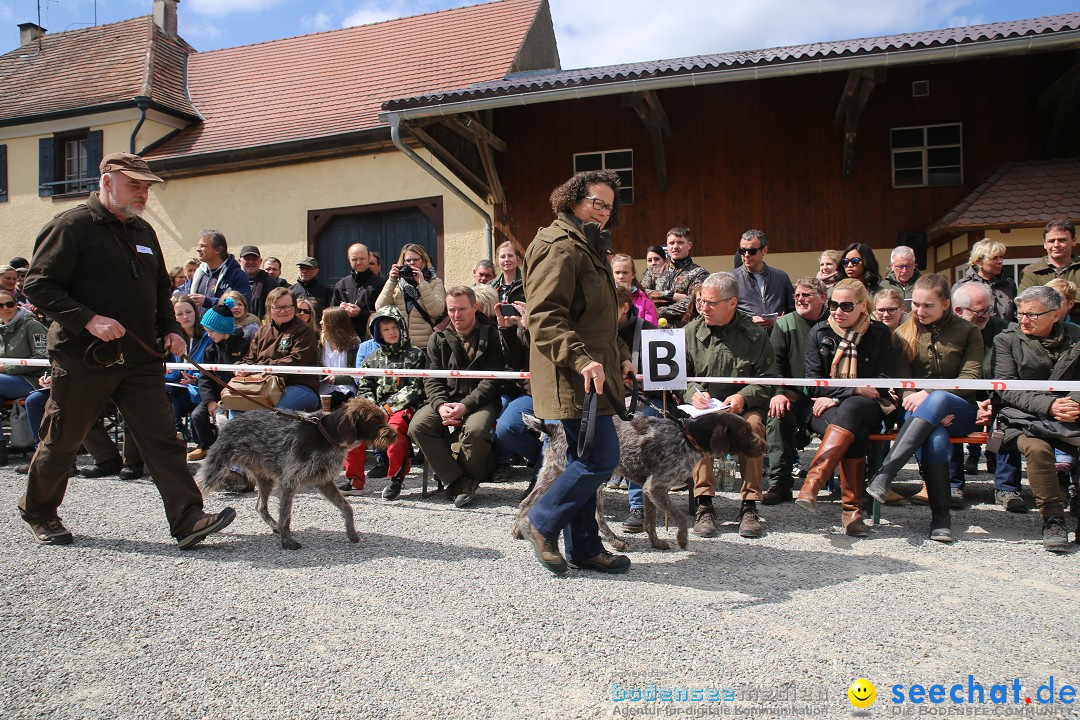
[549,170,622,229]
[842,242,881,291]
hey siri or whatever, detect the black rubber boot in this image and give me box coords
[923,463,953,543]
[866,417,937,503]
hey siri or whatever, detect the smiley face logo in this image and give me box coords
[848,678,876,709]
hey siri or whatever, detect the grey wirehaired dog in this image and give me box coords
[197,397,397,550]
[513,412,766,550]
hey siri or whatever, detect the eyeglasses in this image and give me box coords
[585,196,613,213]
[875,306,901,315]
[828,300,857,312]
[793,292,818,300]
[840,257,862,267]
[0,301,15,309]
[892,264,913,271]
[296,308,312,316]
[957,306,991,318]
[737,247,762,256]
[1017,309,1056,321]
[696,297,733,309]
[270,304,294,313]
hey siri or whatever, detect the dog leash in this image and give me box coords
[86,334,345,447]
[577,374,638,458]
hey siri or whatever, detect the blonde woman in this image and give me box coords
[295,297,321,332]
[955,238,1016,322]
[222,290,260,341]
[490,240,525,303]
[872,288,908,331]
[817,249,844,289]
[375,243,445,349]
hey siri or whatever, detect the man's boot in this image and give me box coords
[840,456,869,537]
[796,425,855,510]
[923,463,953,543]
[762,479,793,505]
[867,417,938,503]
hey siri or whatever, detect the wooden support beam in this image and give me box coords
[622,90,672,192]
[475,138,505,205]
[444,114,508,153]
[405,123,492,201]
[835,68,884,180]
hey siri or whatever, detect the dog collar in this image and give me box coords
[679,419,710,456]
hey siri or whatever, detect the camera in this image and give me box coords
[397,264,416,280]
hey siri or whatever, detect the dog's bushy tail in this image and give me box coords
[195,445,237,494]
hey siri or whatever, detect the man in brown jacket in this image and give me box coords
[18,152,235,548]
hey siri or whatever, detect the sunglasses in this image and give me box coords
[737,247,762,256]
[0,301,15,309]
[297,308,312,316]
[840,257,863,267]
[828,300,857,312]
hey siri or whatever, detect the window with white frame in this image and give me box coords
[573,149,634,205]
[891,123,962,188]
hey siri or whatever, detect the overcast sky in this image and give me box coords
[1,0,1077,66]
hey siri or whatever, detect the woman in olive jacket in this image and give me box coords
[867,274,983,542]
[516,170,634,577]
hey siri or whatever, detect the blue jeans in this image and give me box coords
[903,391,977,466]
[993,447,1023,493]
[25,389,49,443]
[627,404,661,511]
[494,394,541,466]
[277,385,319,411]
[527,415,619,563]
[0,373,35,401]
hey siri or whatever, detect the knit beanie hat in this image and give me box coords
[201,297,236,334]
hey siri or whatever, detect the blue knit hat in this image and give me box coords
[201,297,236,334]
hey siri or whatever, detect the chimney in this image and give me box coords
[18,22,46,46]
[153,0,179,36]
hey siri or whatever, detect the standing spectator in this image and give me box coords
[263,257,283,280]
[238,245,285,319]
[241,287,320,412]
[331,243,383,340]
[882,246,921,299]
[472,260,496,285]
[732,229,795,331]
[0,289,48,464]
[187,229,251,312]
[9,257,30,300]
[956,239,1017,323]
[817,250,843,290]
[653,228,709,328]
[490,241,525,303]
[187,301,250,462]
[290,257,333,309]
[609,253,658,325]
[841,243,883,294]
[1018,220,1080,324]
[368,251,382,277]
[376,244,446,350]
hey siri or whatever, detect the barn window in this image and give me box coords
[573,149,634,205]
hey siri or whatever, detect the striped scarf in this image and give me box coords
[827,312,871,379]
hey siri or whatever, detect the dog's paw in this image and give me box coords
[676,528,689,549]
[651,538,672,551]
[280,537,302,550]
[347,531,360,544]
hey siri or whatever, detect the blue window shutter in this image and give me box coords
[0,145,7,202]
[38,137,54,196]
[85,130,103,190]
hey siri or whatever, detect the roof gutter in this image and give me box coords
[380,30,1080,122]
[130,95,151,153]
[389,117,493,261]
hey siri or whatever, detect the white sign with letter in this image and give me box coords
[641,328,687,391]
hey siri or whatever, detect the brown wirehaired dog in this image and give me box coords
[198,397,397,549]
[514,412,766,550]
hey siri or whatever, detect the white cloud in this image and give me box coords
[185,0,287,18]
[179,17,223,41]
[549,0,983,69]
[342,2,412,28]
[302,11,335,32]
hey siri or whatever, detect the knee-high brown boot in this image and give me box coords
[796,425,855,510]
[840,456,869,536]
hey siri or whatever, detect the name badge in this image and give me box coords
[135,245,154,255]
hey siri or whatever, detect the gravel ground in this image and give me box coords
[1,445,1078,720]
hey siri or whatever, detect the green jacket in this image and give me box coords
[1018,255,1080,323]
[0,309,48,382]
[358,306,426,413]
[882,268,921,299]
[423,320,505,413]
[893,311,983,403]
[524,214,629,420]
[683,311,776,412]
[980,316,1008,379]
[769,310,822,400]
[993,322,1080,446]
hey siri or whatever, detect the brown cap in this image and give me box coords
[99,152,163,183]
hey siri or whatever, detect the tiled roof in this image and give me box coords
[0,16,198,124]
[383,11,1080,112]
[146,0,544,161]
[928,159,1080,239]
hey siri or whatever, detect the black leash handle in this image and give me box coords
[577,373,638,457]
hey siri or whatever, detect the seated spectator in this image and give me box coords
[318,306,360,408]
[796,279,894,536]
[867,274,982,543]
[872,288,907,331]
[817,250,843,290]
[222,290,260,341]
[163,295,213,439]
[240,287,320,411]
[0,289,47,463]
[993,285,1079,551]
[345,306,427,498]
[956,239,1016,323]
[296,296,321,331]
[610,253,658,325]
[639,244,671,296]
[186,300,251,462]
[882,246,921,299]
[472,284,499,319]
[493,299,541,493]
[376,243,446,350]
[841,243,883,294]
[409,286,505,508]
[491,240,526,303]
[1045,278,1078,325]
[169,266,187,294]
[472,259,496,285]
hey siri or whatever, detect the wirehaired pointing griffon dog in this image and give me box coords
[514,412,766,551]
[198,397,397,550]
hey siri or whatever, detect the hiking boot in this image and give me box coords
[693,503,717,537]
[15,463,30,474]
[382,478,404,501]
[186,447,207,461]
[1042,517,1071,552]
[762,482,793,505]
[884,489,906,506]
[336,479,366,496]
[368,456,389,479]
[119,464,145,480]
[606,475,623,490]
[738,501,762,538]
[963,455,979,475]
[995,490,1027,513]
[949,487,965,509]
[175,508,236,549]
[516,515,567,575]
[80,458,123,478]
[622,507,645,533]
[986,455,997,473]
[911,483,929,505]
[571,551,631,574]
[491,463,516,484]
[24,516,73,546]
[453,476,479,508]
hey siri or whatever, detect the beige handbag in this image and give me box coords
[219,374,285,411]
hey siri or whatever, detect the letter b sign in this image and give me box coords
[641,329,687,391]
